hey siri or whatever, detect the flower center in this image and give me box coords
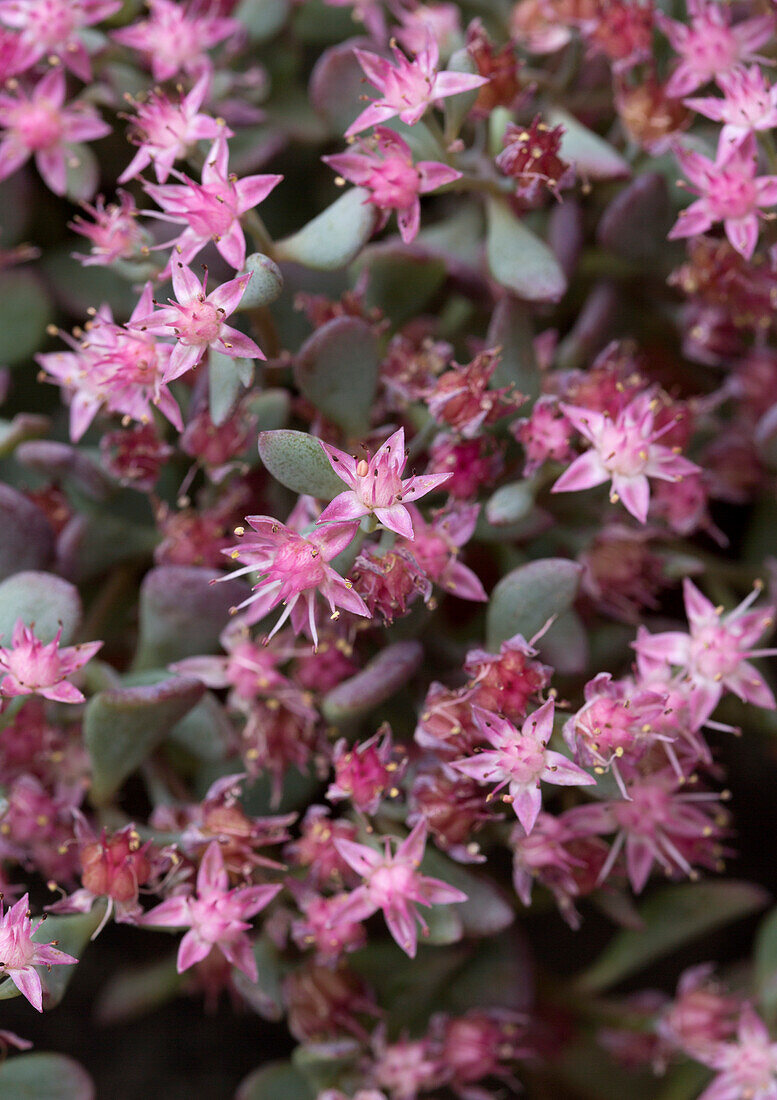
[16,102,62,150]
[176,299,222,346]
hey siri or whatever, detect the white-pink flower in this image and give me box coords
[633,578,777,727]
[670,132,777,260]
[130,261,264,382]
[0,893,77,1011]
[551,391,700,523]
[0,0,121,81]
[0,620,102,704]
[0,68,110,196]
[696,1008,777,1100]
[685,66,777,146]
[346,36,488,137]
[451,700,595,835]
[142,842,281,979]
[112,0,242,82]
[332,820,467,957]
[323,127,460,244]
[317,428,452,540]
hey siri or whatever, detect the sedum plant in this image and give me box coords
[1,0,777,1097]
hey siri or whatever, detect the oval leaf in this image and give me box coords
[0,1054,94,1100]
[597,173,672,261]
[486,197,567,303]
[0,270,52,366]
[0,570,81,644]
[37,906,106,1009]
[323,641,423,723]
[549,108,631,181]
[236,1062,315,1100]
[575,880,768,994]
[258,429,345,498]
[85,676,205,802]
[755,905,777,1020]
[16,440,112,500]
[486,558,582,650]
[486,298,539,397]
[294,315,379,437]
[0,484,54,580]
[238,253,284,308]
[134,565,249,670]
[209,348,249,427]
[485,481,536,527]
[275,187,378,270]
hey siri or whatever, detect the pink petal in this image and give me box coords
[217,325,265,360]
[512,785,542,835]
[345,102,400,138]
[0,137,29,182]
[417,161,462,192]
[208,274,251,315]
[321,441,358,487]
[11,967,42,1012]
[352,48,393,91]
[143,895,191,928]
[311,520,361,560]
[317,492,366,525]
[171,260,203,305]
[551,449,609,494]
[235,173,283,212]
[682,578,715,625]
[177,929,211,973]
[384,901,418,958]
[197,841,229,896]
[333,837,382,877]
[35,147,67,196]
[397,201,420,243]
[668,203,714,240]
[611,472,650,523]
[215,221,246,271]
[440,560,488,602]
[724,213,758,259]
[321,151,375,187]
[374,504,415,541]
[397,819,428,866]
[542,750,596,786]
[374,426,405,471]
[164,342,204,383]
[523,698,555,746]
[432,70,490,98]
[221,936,257,981]
[625,837,655,894]
[40,681,85,704]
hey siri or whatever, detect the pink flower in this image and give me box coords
[323,128,460,244]
[0,0,121,81]
[36,284,182,441]
[218,515,369,646]
[685,66,777,146]
[398,503,487,602]
[512,395,574,476]
[326,726,407,816]
[0,893,77,1011]
[143,134,282,271]
[70,190,151,267]
[317,428,452,540]
[112,0,242,82]
[332,820,467,957]
[0,68,110,196]
[670,133,777,260]
[451,701,596,835]
[0,620,102,704]
[119,74,227,184]
[633,578,777,726]
[551,391,700,523]
[696,1008,777,1100]
[130,260,264,382]
[656,0,774,99]
[346,36,488,137]
[142,842,281,979]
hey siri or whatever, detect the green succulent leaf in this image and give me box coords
[0,1054,95,1100]
[485,197,567,303]
[294,316,379,437]
[275,187,378,270]
[258,429,345,498]
[486,558,583,649]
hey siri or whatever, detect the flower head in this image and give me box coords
[218,514,369,647]
[0,620,102,704]
[323,128,460,244]
[332,820,467,957]
[142,842,281,979]
[452,701,595,834]
[0,893,77,1011]
[670,133,777,260]
[112,0,242,82]
[551,390,700,523]
[696,1008,777,1100]
[656,0,774,99]
[685,66,777,146]
[0,68,110,196]
[346,36,488,137]
[317,428,451,540]
[130,260,264,382]
[70,190,151,267]
[0,0,121,80]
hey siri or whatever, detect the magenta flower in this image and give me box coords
[0,0,121,81]
[142,842,281,979]
[218,515,369,647]
[119,74,226,184]
[143,134,282,271]
[323,128,461,244]
[685,66,777,146]
[633,578,777,727]
[37,284,181,441]
[333,820,467,957]
[656,0,774,99]
[551,391,700,524]
[112,0,242,82]
[317,428,452,540]
[346,37,488,137]
[696,1008,777,1100]
[0,68,110,196]
[130,261,264,382]
[669,133,777,260]
[0,893,77,1011]
[451,701,595,835]
[399,503,487,602]
[0,620,102,704]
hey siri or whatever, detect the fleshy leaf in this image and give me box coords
[556,281,619,372]
[443,47,483,139]
[0,570,81,644]
[64,143,100,204]
[597,173,672,261]
[0,1054,95,1100]
[247,389,290,433]
[443,930,534,1013]
[0,484,54,581]
[234,0,289,41]
[322,641,423,723]
[538,607,589,675]
[309,37,373,135]
[485,481,536,527]
[549,108,631,180]
[356,244,447,327]
[37,906,107,1009]
[235,1062,315,1100]
[0,270,52,366]
[486,298,539,397]
[486,558,583,649]
[85,676,206,802]
[485,197,567,303]
[258,429,345,498]
[294,316,379,437]
[209,348,251,427]
[755,905,777,1021]
[291,1040,362,1093]
[237,253,284,308]
[134,565,249,670]
[56,511,159,584]
[575,881,768,993]
[16,440,113,500]
[420,844,515,937]
[94,953,181,1026]
[274,187,378,270]
[0,413,49,457]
